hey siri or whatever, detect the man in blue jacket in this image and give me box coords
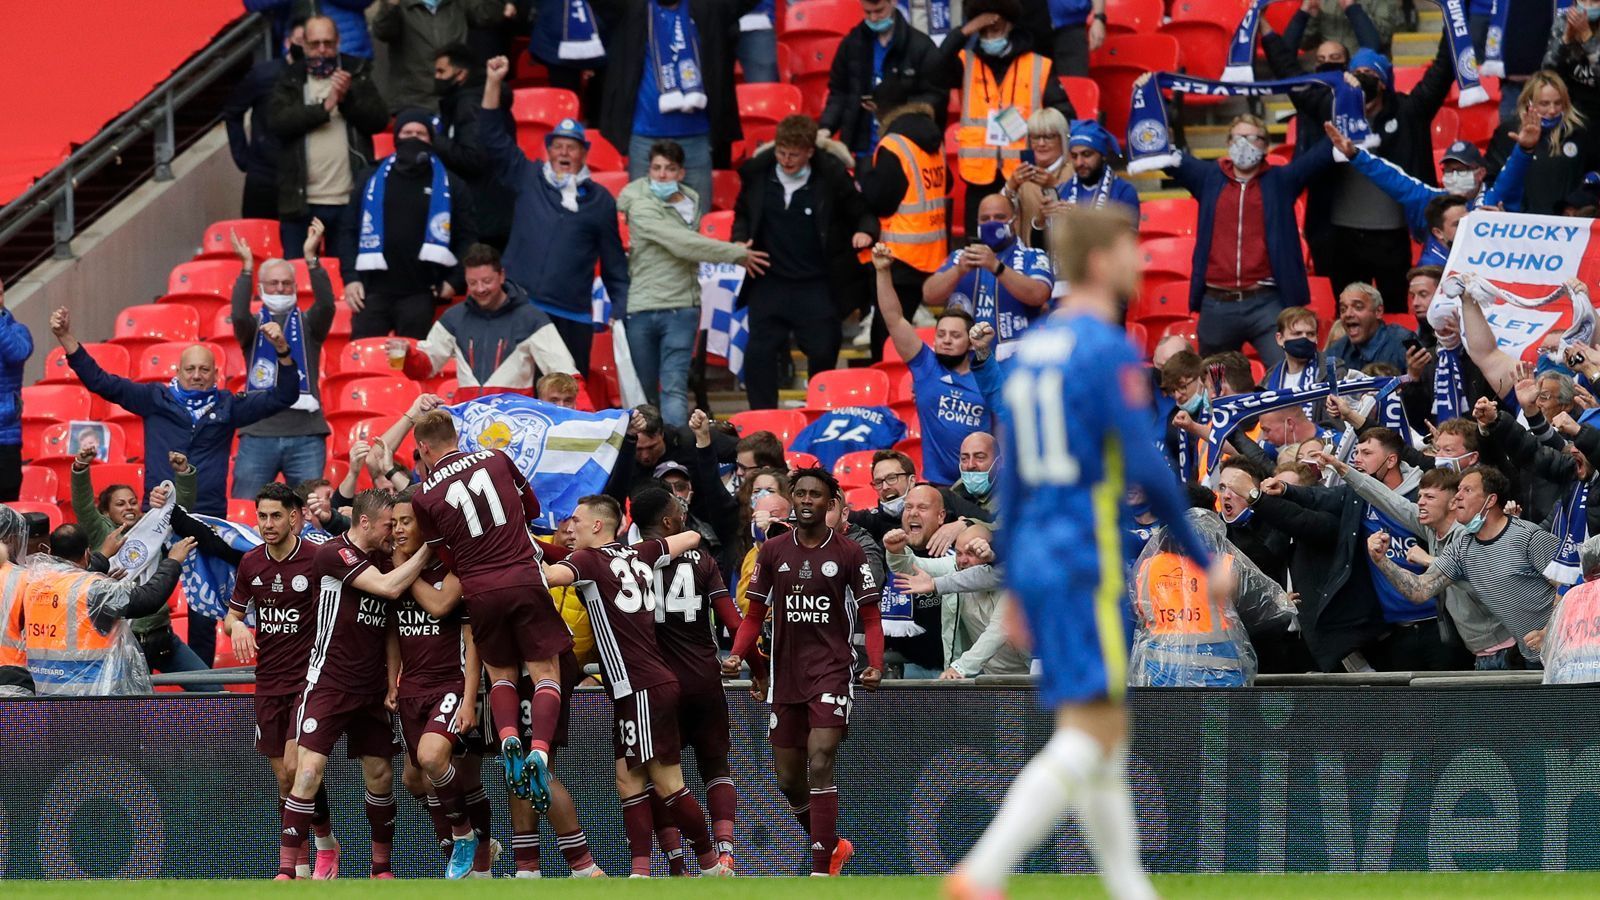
[51,306,299,516]
[0,278,33,502]
[480,55,630,372]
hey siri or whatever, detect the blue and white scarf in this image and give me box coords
[1202,377,1401,483]
[650,0,707,114]
[247,306,318,412]
[1223,0,1298,83]
[356,151,455,272]
[1428,0,1490,107]
[1481,0,1507,77]
[559,0,605,61]
[171,382,219,423]
[1126,72,1373,174]
[1431,344,1468,422]
[1546,477,1593,585]
[111,482,176,585]
[1062,169,1114,208]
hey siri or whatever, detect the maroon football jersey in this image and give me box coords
[745,529,880,705]
[309,535,392,695]
[391,559,466,698]
[230,537,320,697]
[412,449,543,596]
[652,548,734,694]
[553,539,677,700]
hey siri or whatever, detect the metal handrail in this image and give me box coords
[0,13,269,260]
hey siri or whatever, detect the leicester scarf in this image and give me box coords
[356,153,455,272]
[1481,0,1507,77]
[1428,0,1490,107]
[247,307,317,412]
[1126,71,1373,174]
[649,0,707,114]
[1546,477,1593,585]
[1432,344,1469,422]
[111,482,177,586]
[558,0,605,61]
[1223,0,1300,83]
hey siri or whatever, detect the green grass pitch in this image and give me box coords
[7,874,1600,899]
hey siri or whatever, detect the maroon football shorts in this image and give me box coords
[486,650,580,755]
[254,692,300,758]
[675,685,731,767]
[467,583,574,669]
[396,687,471,766]
[295,685,398,759]
[612,683,682,768]
[768,685,853,750]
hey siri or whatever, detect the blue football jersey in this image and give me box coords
[788,405,908,471]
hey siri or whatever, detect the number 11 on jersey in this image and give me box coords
[1005,368,1080,485]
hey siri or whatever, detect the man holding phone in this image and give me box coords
[921,192,1053,360]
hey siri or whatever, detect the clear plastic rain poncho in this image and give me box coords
[1541,578,1600,685]
[1128,509,1297,688]
[21,555,152,696]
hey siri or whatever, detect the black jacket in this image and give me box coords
[223,56,288,182]
[265,54,390,219]
[732,148,879,292]
[848,488,993,542]
[1489,123,1600,216]
[592,0,759,155]
[1483,410,1600,529]
[1250,482,1394,670]
[857,110,945,218]
[932,27,1074,135]
[436,74,515,242]
[344,162,478,296]
[820,14,947,155]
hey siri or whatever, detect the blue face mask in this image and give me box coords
[750,488,773,509]
[1128,499,1152,519]
[978,220,1012,250]
[1542,114,1565,129]
[979,36,1009,56]
[1223,505,1254,526]
[960,469,991,496]
[1462,497,1492,535]
[1178,389,1208,416]
[865,14,894,32]
[648,179,680,200]
[1589,5,1600,23]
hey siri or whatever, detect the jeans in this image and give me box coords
[625,307,700,426]
[281,202,357,274]
[899,662,944,680]
[1475,645,1528,671]
[1196,289,1287,369]
[630,133,713,216]
[737,28,779,83]
[144,631,225,692]
[232,434,329,499]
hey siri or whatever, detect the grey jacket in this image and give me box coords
[1338,464,1514,653]
[886,551,1028,676]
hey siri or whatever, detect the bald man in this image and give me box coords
[952,432,998,515]
[878,485,950,678]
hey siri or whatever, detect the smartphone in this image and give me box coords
[1402,338,1423,355]
[1019,148,1036,166]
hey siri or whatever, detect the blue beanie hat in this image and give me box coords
[1349,49,1393,90]
[1068,119,1121,158]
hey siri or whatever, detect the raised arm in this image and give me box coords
[874,244,927,362]
[478,56,532,191]
[1365,531,1455,604]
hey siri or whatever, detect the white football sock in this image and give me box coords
[963,727,1099,890]
[1077,743,1157,900]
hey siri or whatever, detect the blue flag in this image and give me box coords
[446,394,630,531]
[180,517,331,622]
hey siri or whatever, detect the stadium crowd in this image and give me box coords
[9,0,1600,879]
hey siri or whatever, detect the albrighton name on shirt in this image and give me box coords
[421,449,496,490]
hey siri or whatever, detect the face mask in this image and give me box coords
[1228,138,1265,171]
[260,291,297,314]
[648,179,680,200]
[1542,114,1565,129]
[1589,5,1600,23]
[433,76,458,97]
[1315,60,1345,74]
[978,220,1013,249]
[978,36,1010,56]
[1222,505,1254,526]
[777,164,810,183]
[1179,389,1208,416]
[1282,337,1318,361]
[880,494,906,517]
[288,43,306,62]
[1435,453,1471,473]
[935,351,967,369]
[1128,500,1152,519]
[1441,170,1478,197]
[750,488,773,509]
[1462,497,1492,535]
[865,14,894,32]
[307,55,337,78]
[395,137,432,170]
[959,469,991,496]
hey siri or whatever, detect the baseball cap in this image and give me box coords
[1441,140,1485,168]
[653,461,691,480]
[545,117,590,148]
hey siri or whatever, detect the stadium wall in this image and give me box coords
[3,686,1600,878]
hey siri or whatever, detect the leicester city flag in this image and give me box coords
[180,517,329,621]
[447,394,630,530]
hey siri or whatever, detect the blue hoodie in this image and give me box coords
[0,311,33,446]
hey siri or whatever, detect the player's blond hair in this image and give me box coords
[412,410,458,448]
[1050,206,1137,286]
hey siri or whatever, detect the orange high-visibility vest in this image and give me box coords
[0,562,28,672]
[1139,551,1235,638]
[877,133,949,273]
[956,50,1048,186]
[22,569,113,692]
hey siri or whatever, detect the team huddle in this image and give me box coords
[224,409,884,880]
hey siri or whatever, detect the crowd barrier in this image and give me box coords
[4,684,1600,878]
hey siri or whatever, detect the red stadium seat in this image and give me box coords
[36,422,127,465]
[1455,102,1500,147]
[1159,21,1234,89]
[806,368,890,410]
[326,377,421,440]
[587,133,628,172]
[1059,76,1101,123]
[87,463,144,501]
[700,210,735,241]
[10,501,61,532]
[784,0,861,39]
[372,132,395,159]
[1091,35,1181,137]
[1128,279,1193,336]
[591,170,632,198]
[19,466,57,503]
[1140,237,1195,282]
[1167,0,1245,30]
[197,219,281,262]
[228,499,257,526]
[1125,321,1150,357]
[844,485,879,511]
[785,450,821,472]
[435,378,460,404]
[728,409,808,447]
[833,449,878,488]
[1161,317,1200,349]
[737,83,803,146]
[893,437,923,474]
[1392,66,1500,107]
[21,384,93,423]
[108,304,201,359]
[163,259,243,330]
[291,257,345,300]
[712,169,741,211]
[39,343,129,385]
[1105,0,1164,35]
[1138,197,1198,239]
[511,88,580,154]
[132,341,228,384]
[323,338,406,397]
[1307,276,1337,337]
[891,369,914,403]
[1432,107,1460,150]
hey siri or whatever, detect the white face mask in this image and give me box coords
[1441,169,1477,197]
[1228,137,1265,171]
[260,291,297,314]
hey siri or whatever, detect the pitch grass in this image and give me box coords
[7,874,1600,899]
